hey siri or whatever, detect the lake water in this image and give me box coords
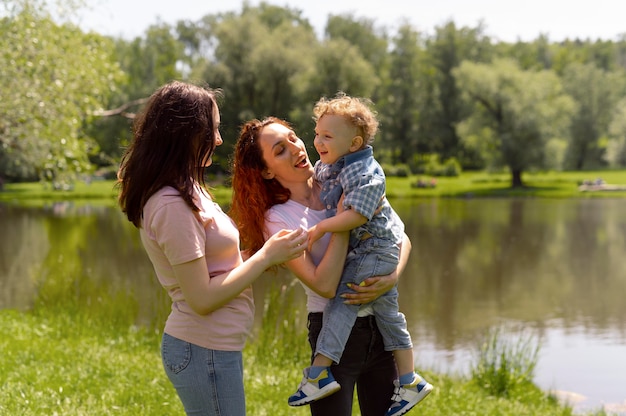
[1,198,625,414]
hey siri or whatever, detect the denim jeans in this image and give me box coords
[161,333,245,416]
[316,240,411,364]
[308,312,397,416]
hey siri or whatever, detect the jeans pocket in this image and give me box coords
[371,251,398,277]
[161,333,191,374]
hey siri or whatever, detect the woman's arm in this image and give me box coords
[284,230,350,298]
[341,232,412,305]
[174,228,307,315]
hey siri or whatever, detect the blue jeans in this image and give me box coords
[161,333,245,416]
[316,240,411,363]
[308,312,397,416]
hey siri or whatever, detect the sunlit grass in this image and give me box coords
[0,274,609,416]
[386,170,626,198]
[0,179,233,206]
[2,170,626,206]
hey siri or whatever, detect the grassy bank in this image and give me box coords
[1,306,598,416]
[1,170,626,206]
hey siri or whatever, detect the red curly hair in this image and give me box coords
[229,117,293,254]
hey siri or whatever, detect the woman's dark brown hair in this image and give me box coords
[117,81,222,227]
[229,117,292,254]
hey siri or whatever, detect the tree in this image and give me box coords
[0,1,123,184]
[191,4,317,165]
[377,23,424,165]
[560,62,625,169]
[422,21,494,166]
[605,98,626,167]
[454,59,575,187]
[87,22,185,167]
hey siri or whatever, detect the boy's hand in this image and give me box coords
[307,224,326,252]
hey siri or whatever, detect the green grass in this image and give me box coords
[0,179,233,206]
[0,304,606,416]
[2,170,626,206]
[385,170,626,198]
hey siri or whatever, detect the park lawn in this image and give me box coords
[1,170,626,206]
[0,309,593,416]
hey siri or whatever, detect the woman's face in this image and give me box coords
[258,122,313,186]
[202,110,223,167]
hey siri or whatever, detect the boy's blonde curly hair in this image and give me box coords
[312,92,379,146]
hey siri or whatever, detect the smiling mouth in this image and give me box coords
[295,157,308,168]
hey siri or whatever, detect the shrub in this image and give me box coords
[382,163,411,177]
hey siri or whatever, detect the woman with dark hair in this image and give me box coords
[229,117,412,416]
[117,82,307,416]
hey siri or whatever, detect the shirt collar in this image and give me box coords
[335,145,373,168]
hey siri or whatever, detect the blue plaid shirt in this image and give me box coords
[315,146,404,248]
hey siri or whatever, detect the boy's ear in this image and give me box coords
[350,135,364,152]
[262,169,274,179]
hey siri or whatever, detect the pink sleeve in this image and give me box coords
[150,201,205,266]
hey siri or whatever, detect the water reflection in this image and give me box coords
[1,198,625,413]
[391,198,626,414]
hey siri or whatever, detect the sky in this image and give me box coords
[77,0,626,43]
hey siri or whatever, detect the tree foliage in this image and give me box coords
[3,1,626,186]
[0,0,123,184]
[454,59,575,187]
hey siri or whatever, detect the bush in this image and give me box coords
[410,154,462,177]
[382,163,411,177]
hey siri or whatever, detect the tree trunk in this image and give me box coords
[511,169,524,188]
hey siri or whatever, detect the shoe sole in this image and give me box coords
[388,383,433,416]
[288,382,341,406]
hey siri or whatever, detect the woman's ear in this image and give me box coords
[350,136,364,152]
[262,169,275,179]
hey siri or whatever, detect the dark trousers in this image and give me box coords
[307,312,397,416]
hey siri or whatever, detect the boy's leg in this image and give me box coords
[314,256,363,364]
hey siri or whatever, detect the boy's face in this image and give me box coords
[313,114,362,165]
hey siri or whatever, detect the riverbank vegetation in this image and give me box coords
[2,170,626,207]
[0,290,603,416]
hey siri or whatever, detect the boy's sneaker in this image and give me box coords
[287,367,341,406]
[385,376,433,416]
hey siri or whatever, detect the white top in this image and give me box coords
[265,199,373,316]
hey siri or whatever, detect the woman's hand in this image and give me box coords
[262,228,307,265]
[341,273,397,305]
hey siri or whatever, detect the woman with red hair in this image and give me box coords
[229,117,412,416]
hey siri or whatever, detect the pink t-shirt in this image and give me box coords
[140,186,254,351]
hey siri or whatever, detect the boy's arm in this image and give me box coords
[307,208,367,251]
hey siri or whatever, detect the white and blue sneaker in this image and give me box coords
[287,367,341,406]
[385,376,433,416]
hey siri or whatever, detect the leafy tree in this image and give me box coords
[422,21,494,166]
[500,35,555,71]
[377,23,424,165]
[87,22,185,167]
[325,13,389,72]
[454,59,575,187]
[0,1,123,184]
[187,4,317,167]
[560,62,625,169]
[605,98,626,167]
